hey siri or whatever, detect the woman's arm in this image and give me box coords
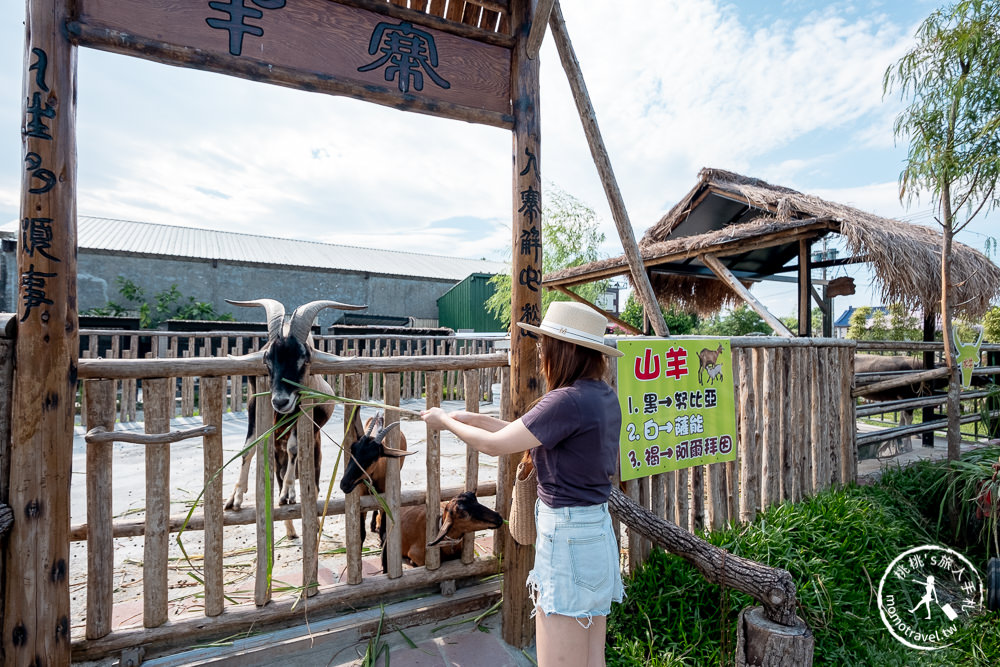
[448,411,509,433]
[421,407,540,457]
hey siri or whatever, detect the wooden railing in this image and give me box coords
[71,352,508,662]
[613,337,857,572]
[852,341,1000,456]
[76,329,503,427]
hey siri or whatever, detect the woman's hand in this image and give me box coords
[420,407,449,430]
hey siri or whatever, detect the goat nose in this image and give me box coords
[272,397,295,414]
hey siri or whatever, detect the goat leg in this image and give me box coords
[225,448,255,511]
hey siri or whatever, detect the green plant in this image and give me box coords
[82,277,236,328]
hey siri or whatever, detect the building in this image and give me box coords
[0,217,506,330]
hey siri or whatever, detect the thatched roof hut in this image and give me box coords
[545,168,1000,326]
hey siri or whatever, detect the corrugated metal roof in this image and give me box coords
[0,216,507,281]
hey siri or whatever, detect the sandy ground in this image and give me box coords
[69,390,502,641]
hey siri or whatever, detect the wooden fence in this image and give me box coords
[77,330,503,427]
[852,341,1000,456]
[59,334,1000,660]
[616,337,857,571]
[72,352,508,662]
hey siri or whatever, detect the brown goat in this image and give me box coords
[697,344,725,385]
[386,491,503,570]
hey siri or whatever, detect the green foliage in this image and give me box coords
[608,449,1000,665]
[984,306,1000,342]
[620,294,698,335]
[847,304,925,341]
[694,305,771,337]
[82,277,235,328]
[485,187,609,328]
[884,0,1000,227]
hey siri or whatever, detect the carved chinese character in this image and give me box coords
[358,21,451,93]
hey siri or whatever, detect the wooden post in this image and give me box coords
[201,376,225,616]
[254,377,274,606]
[344,374,363,585]
[4,0,78,661]
[462,370,481,564]
[702,254,794,337]
[548,0,669,337]
[297,412,318,597]
[798,239,812,337]
[505,0,542,648]
[424,372,443,571]
[760,349,780,509]
[85,381,115,639]
[144,378,171,628]
[738,348,760,523]
[383,373,403,579]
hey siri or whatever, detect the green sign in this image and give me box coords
[616,338,738,481]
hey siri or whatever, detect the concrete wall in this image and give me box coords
[2,247,457,329]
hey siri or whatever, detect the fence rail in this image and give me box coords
[76,329,504,427]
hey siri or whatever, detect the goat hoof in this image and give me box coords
[225,497,240,511]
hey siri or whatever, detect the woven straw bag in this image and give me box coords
[508,459,537,546]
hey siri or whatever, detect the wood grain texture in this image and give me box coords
[4,0,78,661]
[254,377,274,606]
[85,381,115,639]
[383,373,403,579]
[143,378,171,628]
[74,0,512,123]
[423,372,443,571]
[200,377,225,617]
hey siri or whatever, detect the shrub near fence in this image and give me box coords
[76,330,504,428]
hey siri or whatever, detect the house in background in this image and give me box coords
[436,272,505,332]
[833,306,889,338]
[0,217,506,330]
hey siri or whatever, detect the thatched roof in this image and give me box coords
[546,168,1000,319]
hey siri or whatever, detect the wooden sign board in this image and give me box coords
[71,0,513,127]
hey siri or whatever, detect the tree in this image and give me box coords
[695,305,772,337]
[486,187,608,328]
[620,294,698,334]
[82,277,235,329]
[884,0,1000,459]
[985,305,1000,342]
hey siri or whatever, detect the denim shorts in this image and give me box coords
[526,498,624,625]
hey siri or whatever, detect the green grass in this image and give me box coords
[607,446,1000,666]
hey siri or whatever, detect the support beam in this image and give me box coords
[700,254,794,338]
[505,0,541,648]
[4,1,78,662]
[525,0,555,58]
[798,238,812,337]
[548,1,669,336]
[552,286,642,335]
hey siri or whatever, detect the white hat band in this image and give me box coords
[538,321,605,344]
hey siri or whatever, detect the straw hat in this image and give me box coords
[517,301,623,357]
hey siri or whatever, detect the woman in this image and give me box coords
[421,301,624,667]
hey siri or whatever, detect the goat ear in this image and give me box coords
[428,518,453,546]
[383,447,415,458]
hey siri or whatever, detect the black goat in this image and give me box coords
[224,298,365,538]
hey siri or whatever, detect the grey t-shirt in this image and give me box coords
[521,378,622,508]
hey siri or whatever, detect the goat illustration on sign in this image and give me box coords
[953,325,985,390]
[698,344,724,386]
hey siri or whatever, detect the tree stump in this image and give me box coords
[736,606,814,667]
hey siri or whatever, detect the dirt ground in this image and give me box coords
[68,393,502,640]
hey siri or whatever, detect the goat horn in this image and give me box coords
[289,300,367,344]
[365,415,377,438]
[310,349,352,366]
[228,349,266,364]
[226,299,285,341]
[375,421,401,444]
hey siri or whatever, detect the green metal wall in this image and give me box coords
[437,273,505,332]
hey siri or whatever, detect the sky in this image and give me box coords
[1,0,997,322]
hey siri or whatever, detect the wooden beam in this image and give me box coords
[525,0,555,58]
[4,1,78,662]
[700,254,794,338]
[798,238,812,337]
[505,0,540,648]
[552,286,642,335]
[544,219,839,289]
[548,0,669,336]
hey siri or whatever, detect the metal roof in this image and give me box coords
[1,216,507,282]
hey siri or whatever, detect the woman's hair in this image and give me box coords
[539,334,607,391]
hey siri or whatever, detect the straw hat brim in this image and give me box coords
[517,322,624,357]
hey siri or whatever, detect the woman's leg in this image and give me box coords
[535,610,607,667]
